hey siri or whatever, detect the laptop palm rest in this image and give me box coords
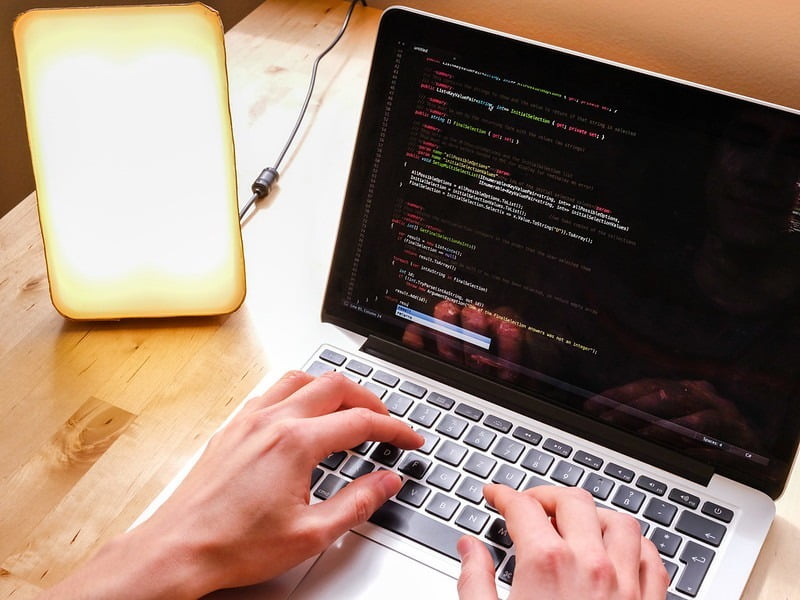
[289,532,457,600]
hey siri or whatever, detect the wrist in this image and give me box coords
[40,519,219,600]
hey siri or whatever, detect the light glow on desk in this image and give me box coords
[14,3,245,319]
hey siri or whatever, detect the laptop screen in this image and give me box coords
[323,7,800,497]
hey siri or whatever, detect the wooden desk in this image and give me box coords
[0,1,796,598]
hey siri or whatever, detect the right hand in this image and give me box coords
[456,485,669,600]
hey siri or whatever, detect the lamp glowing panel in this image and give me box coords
[14,3,246,319]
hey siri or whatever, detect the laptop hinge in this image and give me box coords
[361,335,714,487]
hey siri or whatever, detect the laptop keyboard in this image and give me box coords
[306,346,733,599]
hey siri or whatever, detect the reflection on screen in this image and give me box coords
[332,24,800,491]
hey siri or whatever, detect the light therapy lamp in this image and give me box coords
[13,3,246,319]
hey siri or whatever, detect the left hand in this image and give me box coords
[40,370,423,599]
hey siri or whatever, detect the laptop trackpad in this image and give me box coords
[289,531,458,599]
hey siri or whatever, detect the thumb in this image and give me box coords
[309,470,402,544]
[457,535,499,600]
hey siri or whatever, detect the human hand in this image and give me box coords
[456,485,669,600]
[82,370,423,599]
[401,300,526,381]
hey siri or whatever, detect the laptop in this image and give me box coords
[136,7,800,599]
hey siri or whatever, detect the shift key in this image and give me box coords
[369,500,507,569]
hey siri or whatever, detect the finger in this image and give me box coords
[273,371,390,420]
[238,370,315,416]
[526,486,607,550]
[483,484,562,592]
[456,536,498,600]
[596,509,646,588]
[433,300,464,363]
[483,484,558,550]
[302,408,423,462]
[639,534,671,598]
[305,470,403,550]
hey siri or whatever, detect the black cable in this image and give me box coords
[239,0,367,221]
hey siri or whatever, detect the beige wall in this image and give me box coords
[369,0,800,110]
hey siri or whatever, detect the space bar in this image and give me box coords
[368,500,507,569]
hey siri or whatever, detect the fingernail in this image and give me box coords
[456,535,474,560]
[377,470,402,497]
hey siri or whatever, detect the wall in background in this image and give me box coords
[0,0,263,218]
[367,0,800,110]
[4,0,797,218]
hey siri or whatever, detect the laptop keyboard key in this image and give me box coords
[701,501,734,523]
[311,467,324,488]
[669,488,701,510]
[492,464,526,489]
[582,473,614,500]
[371,442,403,466]
[636,475,667,496]
[319,348,346,366]
[435,440,468,466]
[643,498,678,526]
[436,414,469,439]
[492,437,525,463]
[574,450,603,470]
[611,485,646,513]
[542,438,572,457]
[426,492,461,520]
[455,505,490,533]
[512,425,542,445]
[384,392,413,416]
[415,429,440,454]
[340,456,375,479]
[397,480,431,507]
[677,541,715,597]
[464,425,496,450]
[428,464,461,491]
[456,476,486,503]
[485,517,513,547]
[498,555,516,584]
[650,527,682,558]
[399,380,427,398]
[523,474,553,490]
[408,403,441,428]
[369,500,506,569]
[427,391,456,409]
[346,359,373,377]
[320,450,347,470]
[314,474,347,500]
[550,460,584,486]
[484,414,513,433]
[455,402,484,421]
[373,370,400,388]
[306,361,334,376]
[398,453,432,479]
[521,448,554,474]
[363,381,387,399]
[604,462,635,483]
[675,511,726,547]
[464,452,497,478]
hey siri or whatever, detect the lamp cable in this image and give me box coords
[238,0,367,221]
